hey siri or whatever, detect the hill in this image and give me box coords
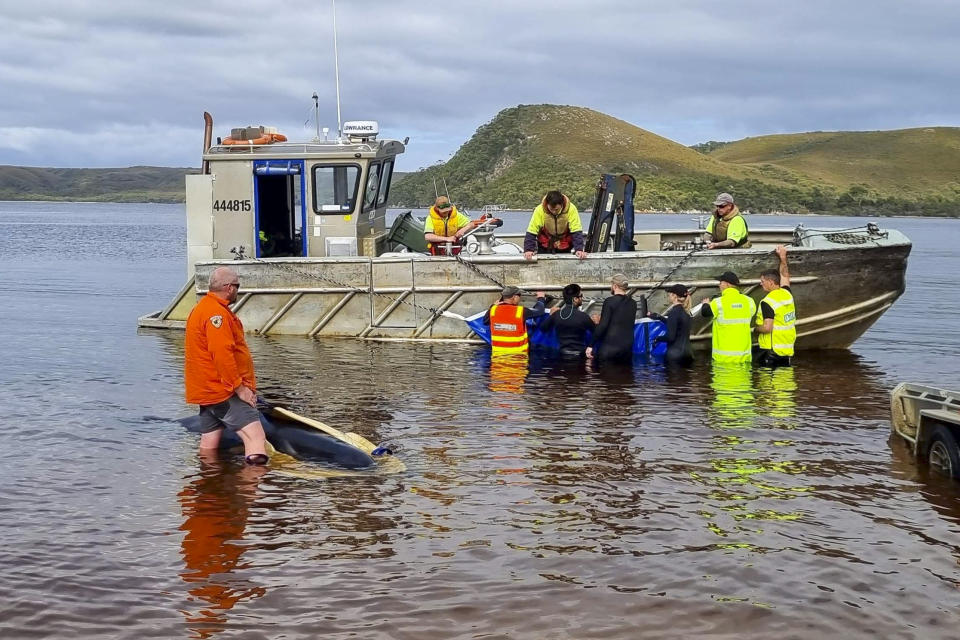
[391,105,960,216]
[0,166,195,202]
[391,104,815,213]
[705,127,960,199]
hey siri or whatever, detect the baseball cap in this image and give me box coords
[501,285,521,298]
[716,271,740,285]
[713,193,735,206]
[665,284,689,297]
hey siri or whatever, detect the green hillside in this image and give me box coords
[391,104,815,213]
[706,127,960,197]
[392,105,960,216]
[0,166,195,202]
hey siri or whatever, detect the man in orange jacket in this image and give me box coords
[184,267,269,465]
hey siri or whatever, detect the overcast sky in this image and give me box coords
[2,0,958,171]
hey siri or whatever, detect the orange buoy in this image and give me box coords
[222,132,287,145]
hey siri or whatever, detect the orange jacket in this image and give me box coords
[184,292,256,405]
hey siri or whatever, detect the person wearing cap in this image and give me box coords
[755,244,796,367]
[482,286,549,354]
[586,273,637,363]
[704,193,751,249]
[540,283,597,358]
[424,196,480,256]
[648,284,694,366]
[700,271,757,363]
[523,190,588,260]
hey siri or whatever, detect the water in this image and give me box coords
[1,202,958,639]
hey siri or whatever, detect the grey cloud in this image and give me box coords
[1,0,959,169]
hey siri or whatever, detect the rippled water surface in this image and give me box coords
[1,202,958,639]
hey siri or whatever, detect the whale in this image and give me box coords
[180,407,375,469]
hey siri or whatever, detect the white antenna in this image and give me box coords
[311,92,320,142]
[332,0,343,140]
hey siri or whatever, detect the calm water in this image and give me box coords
[1,202,958,639]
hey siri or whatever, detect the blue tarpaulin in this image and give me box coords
[466,312,667,357]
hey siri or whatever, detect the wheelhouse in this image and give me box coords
[185,119,404,277]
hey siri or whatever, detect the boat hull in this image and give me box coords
[140,226,911,351]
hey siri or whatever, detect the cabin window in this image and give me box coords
[312,164,360,213]
[376,159,394,207]
[362,162,381,212]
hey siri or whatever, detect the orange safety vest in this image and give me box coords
[489,304,529,353]
[184,292,257,405]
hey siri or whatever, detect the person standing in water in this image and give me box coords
[184,266,269,465]
[648,284,694,366]
[586,273,637,363]
[540,283,597,358]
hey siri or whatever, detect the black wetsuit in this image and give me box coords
[650,305,694,366]
[540,304,595,357]
[591,294,637,362]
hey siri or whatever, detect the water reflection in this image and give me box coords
[698,363,807,551]
[178,455,267,639]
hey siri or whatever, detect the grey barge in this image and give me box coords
[138,113,911,351]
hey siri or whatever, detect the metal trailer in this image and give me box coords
[890,383,960,478]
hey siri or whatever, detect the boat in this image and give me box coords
[138,111,911,351]
[890,383,960,478]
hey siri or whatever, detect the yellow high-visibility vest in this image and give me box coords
[756,287,796,356]
[709,287,756,363]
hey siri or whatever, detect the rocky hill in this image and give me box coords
[391,105,960,216]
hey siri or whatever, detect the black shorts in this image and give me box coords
[756,349,792,368]
[196,394,261,433]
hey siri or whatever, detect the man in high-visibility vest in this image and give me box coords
[700,271,757,363]
[755,244,796,367]
[703,193,751,249]
[482,285,549,354]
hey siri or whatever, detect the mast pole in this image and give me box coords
[332,0,343,140]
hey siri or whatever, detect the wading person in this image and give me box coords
[482,285,548,354]
[523,190,588,260]
[648,283,694,366]
[540,283,596,358]
[586,273,637,363]
[755,244,796,367]
[704,192,751,249]
[423,196,479,256]
[700,271,756,364]
[184,266,269,465]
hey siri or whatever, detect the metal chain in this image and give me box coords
[642,246,701,300]
[454,254,512,291]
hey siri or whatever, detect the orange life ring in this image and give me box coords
[222,132,288,145]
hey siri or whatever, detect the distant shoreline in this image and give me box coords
[1,199,955,219]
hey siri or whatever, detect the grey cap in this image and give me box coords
[713,192,735,206]
[501,285,521,298]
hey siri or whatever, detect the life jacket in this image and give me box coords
[708,287,756,363]
[535,196,573,252]
[489,303,529,353]
[756,287,797,356]
[427,206,466,255]
[706,207,752,248]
